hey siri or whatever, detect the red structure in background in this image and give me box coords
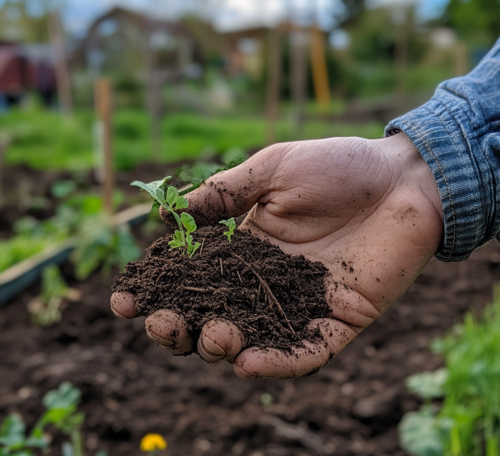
[0,41,56,109]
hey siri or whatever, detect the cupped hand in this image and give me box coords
[111,133,443,378]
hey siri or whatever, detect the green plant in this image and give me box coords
[219,218,236,242]
[27,265,79,326]
[399,285,500,456]
[131,177,201,258]
[71,215,141,280]
[0,382,106,456]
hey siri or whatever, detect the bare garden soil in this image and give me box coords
[2,163,500,455]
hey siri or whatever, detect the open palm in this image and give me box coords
[111,133,443,378]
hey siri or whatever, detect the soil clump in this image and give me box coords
[113,227,330,351]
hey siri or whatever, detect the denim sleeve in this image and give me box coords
[385,38,500,262]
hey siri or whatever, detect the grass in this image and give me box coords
[1,107,384,171]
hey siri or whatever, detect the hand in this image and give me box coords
[111,133,443,378]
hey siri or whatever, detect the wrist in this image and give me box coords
[378,132,444,253]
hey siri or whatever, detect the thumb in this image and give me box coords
[163,145,284,227]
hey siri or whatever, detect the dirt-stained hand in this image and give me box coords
[111,133,443,379]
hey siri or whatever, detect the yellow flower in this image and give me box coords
[140,434,167,452]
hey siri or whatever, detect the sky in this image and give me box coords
[1,0,451,36]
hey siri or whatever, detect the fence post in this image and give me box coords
[94,78,114,215]
[265,28,282,146]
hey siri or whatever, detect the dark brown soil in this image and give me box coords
[3,164,500,456]
[113,228,330,351]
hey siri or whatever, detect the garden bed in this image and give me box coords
[1,228,499,455]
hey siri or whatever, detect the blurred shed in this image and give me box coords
[0,41,56,108]
[71,7,203,82]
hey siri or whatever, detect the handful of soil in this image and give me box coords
[113,227,330,352]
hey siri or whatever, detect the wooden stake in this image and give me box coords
[310,25,330,108]
[48,13,73,115]
[291,27,307,137]
[95,78,114,215]
[265,28,282,146]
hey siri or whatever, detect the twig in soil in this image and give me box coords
[237,271,243,283]
[232,253,295,334]
[156,272,167,285]
[182,286,214,293]
[219,257,224,275]
[199,237,206,255]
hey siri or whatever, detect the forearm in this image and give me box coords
[385,38,500,261]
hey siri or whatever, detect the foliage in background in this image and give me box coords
[71,215,140,280]
[0,188,140,277]
[27,265,80,326]
[399,286,500,456]
[0,215,70,274]
[442,0,500,47]
[0,382,107,456]
[1,107,384,171]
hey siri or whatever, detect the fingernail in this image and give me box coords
[110,292,137,318]
[197,334,225,363]
[234,364,256,379]
[111,307,129,319]
[147,328,175,348]
[201,333,226,357]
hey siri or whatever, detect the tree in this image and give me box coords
[442,0,500,46]
[0,0,65,43]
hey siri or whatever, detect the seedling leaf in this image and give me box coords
[130,180,156,199]
[219,218,236,242]
[176,196,189,210]
[181,212,197,233]
[188,242,201,258]
[156,188,165,202]
[166,186,179,207]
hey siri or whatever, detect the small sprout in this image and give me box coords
[219,218,236,243]
[132,177,201,258]
[140,434,167,454]
[260,393,274,412]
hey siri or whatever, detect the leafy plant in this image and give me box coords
[71,215,141,280]
[131,178,201,258]
[219,218,236,242]
[399,285,500,456]
[0,383,107,456]
[27,265,80,326]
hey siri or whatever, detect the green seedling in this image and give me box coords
[131,177,201,258]
[27,265,80,326]
[399,285,500,456]
[0,383,107,456]
[219,218,236,242]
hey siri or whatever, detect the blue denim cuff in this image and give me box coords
[385,97,490,262]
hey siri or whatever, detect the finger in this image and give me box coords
[110,292,137,319]
[145,309,194,355]
[234,340,330,379]
[233,318,358,379]
[162,145,287,227]
[197,319,246,363]
[325,279,383,329]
